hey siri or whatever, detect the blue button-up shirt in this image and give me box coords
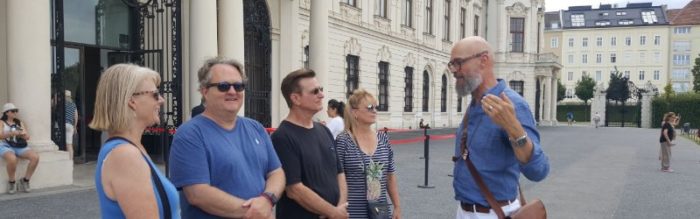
[453,79,549,207]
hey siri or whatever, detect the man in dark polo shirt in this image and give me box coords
[272,68,349,219]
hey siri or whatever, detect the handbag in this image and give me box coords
[367,199,390,219]
[456,108,546,219]
[5,122,28,148]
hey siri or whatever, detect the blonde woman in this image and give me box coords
[334,89,401,219]
[90,64,179,218]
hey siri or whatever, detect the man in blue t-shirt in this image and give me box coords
[169,57,285,219]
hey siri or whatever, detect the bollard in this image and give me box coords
[418,127,434,189]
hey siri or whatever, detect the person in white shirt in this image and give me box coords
[326,99,345,139]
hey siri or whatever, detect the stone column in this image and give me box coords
[278,0,300,125]
[218,0,245,62]
[641,92,654,128]
[550,74,558,124]
[189,0,218,114]
[310,0,329,119]
[217,0,245,116]
[542,76,551,125]
[7,0,54,152]
[5,0,72,190]
[485,0,501,50]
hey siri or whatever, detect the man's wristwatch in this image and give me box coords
[261,192,278,206]
[509,133,528,148]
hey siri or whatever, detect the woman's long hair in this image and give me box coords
[1,111,21,126]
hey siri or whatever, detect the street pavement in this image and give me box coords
[1,125,700,218]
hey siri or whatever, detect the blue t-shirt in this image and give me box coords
[95,138,180,219]
[168,116,282,219]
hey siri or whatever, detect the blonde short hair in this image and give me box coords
[89,64,161,132]
[344,89,376,134]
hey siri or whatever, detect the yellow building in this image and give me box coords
[667,0,700,92]
[546,3,671,102]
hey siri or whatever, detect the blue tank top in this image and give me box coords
[95,138,180,219]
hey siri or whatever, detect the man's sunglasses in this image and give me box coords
[132,90,161,100]
[308,86,324,95]
[206,81,246,92]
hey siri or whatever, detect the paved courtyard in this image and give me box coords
[1,125,700,218]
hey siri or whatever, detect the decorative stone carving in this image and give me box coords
[300,0,310,10]
[506,2,529,17]
[374,17,391,34]
[340,3,362,25]
[404,52,416,67]
[508,71,526,81]
[344,37,362,56]
[301,30,309,48]
[377,45,392,62]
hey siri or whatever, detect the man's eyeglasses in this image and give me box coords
[206,81,246,92]
[308,86,324,95]
[132,90,161,100]
[447,51,488,72]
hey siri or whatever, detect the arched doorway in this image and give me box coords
[243,0,272,127]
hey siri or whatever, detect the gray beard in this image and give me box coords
[457,74,483,97]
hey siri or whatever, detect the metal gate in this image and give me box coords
[51,0,182,163]
[605,81,642,127]
[244,0,272,127]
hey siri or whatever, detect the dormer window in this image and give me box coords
[571,14,585,27]
[641,11,657,24]
[595,20,611,26]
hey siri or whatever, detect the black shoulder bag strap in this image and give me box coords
[107,137,171,219]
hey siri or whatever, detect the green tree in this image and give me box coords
[663,83,675,99]
[606,70,630,102]
[557,79,566,102]
[693,54,700,93]
[575,75,596,106]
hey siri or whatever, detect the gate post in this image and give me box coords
[640,82,657,128]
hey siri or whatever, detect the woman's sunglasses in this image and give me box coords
[206,81,246,92]
[354,104,377,112]
[8,109,18,113]
[132,90,161,100]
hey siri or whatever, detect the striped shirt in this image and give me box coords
[65,100,77,124]
[335,131,396,219]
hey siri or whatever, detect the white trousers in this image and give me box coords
[455,199,521,219]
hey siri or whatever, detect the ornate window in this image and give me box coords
[443,0,451,41]
[509,80,524,96]
[422,70,430,112]
[460,7,466,39]
[376,0,387,17]
[440,74,447,112]
[344,0,357,7]
[346,55,359,98]
[402,0,413,27]
[457,97,463,112]
[510,18,524,52]
[404,67,414,112]
[378,62,389,111]
[474,15,479,36]
[425,0,433,34]
[303,45,309,68]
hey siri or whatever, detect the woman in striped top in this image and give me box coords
[335,89,401,219]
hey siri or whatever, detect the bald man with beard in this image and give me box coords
[449,36,550,219]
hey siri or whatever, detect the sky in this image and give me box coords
[544,0,691,12]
